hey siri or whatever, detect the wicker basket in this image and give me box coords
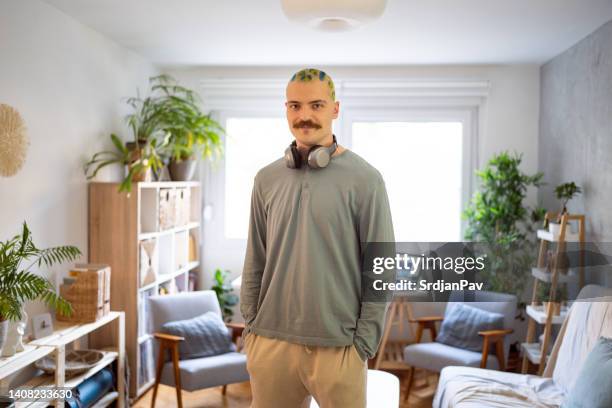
[57,265,111,323]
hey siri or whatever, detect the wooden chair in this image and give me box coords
[148,291,249,408]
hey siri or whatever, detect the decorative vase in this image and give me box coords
[0,320,7,353]
[168,158,197,181]
[1,310,27,357]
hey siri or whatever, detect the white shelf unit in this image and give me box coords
[525,305,569,325]
[88,181,202,399]
[521,212,585,375]
[0,312,125,408]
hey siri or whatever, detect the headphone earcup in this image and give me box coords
[284,145,302,169]
[307,146,331,169]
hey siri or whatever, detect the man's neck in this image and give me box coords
[295,134,335,156]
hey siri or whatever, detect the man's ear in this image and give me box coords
[332,101,340,119]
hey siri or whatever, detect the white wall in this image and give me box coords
[167,65,540,294]
[0,0,158,320]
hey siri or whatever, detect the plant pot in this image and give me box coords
[548,222,561,238]
[543,301,561,316]
[169,158,197,181]
[125,141,152,182]
[0,320,7,352]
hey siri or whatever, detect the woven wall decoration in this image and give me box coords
[0,103,29,177]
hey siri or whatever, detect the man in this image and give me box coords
[240,68,395,408]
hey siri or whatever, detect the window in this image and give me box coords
[352,121,464,242]
[224,117,292,239]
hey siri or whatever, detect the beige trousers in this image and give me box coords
[245,333,367,408]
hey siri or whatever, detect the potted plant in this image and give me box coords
[548,182,582,236]
[146,75,224,181]
[536,282,567,316]
[463,151,545,301]
[0,222,79,350]
[84,133,166,193]
[210,269,238,322]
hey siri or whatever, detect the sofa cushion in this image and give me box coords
[436,303,504,352]
[160,352,249,391]
[404,342,499,372]
[551,290,612,392]
[161,311,236,360]
[562,337,612,408]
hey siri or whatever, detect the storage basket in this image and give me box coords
[174,187,191,226]
[57,265,111,323]
[159,188,176,230]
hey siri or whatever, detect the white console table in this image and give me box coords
[0,311,125,408]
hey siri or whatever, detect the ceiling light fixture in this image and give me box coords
[281,0,387,31]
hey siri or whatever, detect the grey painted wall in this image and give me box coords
[539,20,612,241]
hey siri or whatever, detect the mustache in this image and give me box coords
[293,120,321,129]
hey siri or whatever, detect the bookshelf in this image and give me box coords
[88,181,201,399]
[0,312,124,408]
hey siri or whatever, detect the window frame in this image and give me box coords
[342,107,479,240]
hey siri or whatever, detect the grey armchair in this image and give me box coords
[402,290,517,399]
[148,290,249,408]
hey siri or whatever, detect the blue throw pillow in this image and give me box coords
[436,303,504,352]
[562,337,612,408]
[161,311,236,359]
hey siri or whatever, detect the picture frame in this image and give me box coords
[31,313,53,339]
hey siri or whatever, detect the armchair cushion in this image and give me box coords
[404,342,500,372]
[161,311,236,359]
[562,336,612,408]
[160,352,249,391]
[436,303,504,352]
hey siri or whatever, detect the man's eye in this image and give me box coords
[312,104,321,109]
[289,104,299,110]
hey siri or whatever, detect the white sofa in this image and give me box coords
[433,285,612,408]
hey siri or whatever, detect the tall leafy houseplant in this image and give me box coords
[0,223,78,324]
[211,269,238,322]
[463,152,545,299]
[144,75,224,181]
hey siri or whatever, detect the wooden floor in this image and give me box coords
[134,344,523,407]
[134,372,434,408]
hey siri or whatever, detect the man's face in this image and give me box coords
[285,80,339,148]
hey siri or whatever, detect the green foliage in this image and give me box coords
[84,75,223,192]
[136,75,224,162]
[210,269,238,322]
[554,182,582,217]
[463,152,546,299]
[536,282,568,303]
[0,222,80,321]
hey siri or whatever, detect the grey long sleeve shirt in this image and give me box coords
[240,149,395,361]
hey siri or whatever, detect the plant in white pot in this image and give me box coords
[548,182,582,237]
[0,222,79,353]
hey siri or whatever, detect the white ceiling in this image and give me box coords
[43,0,612,67]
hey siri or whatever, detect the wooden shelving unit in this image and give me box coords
[88,181,202,399]
[521,212,584,375]
[0,312,125,408]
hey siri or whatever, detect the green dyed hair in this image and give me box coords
[289,68,336,101]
